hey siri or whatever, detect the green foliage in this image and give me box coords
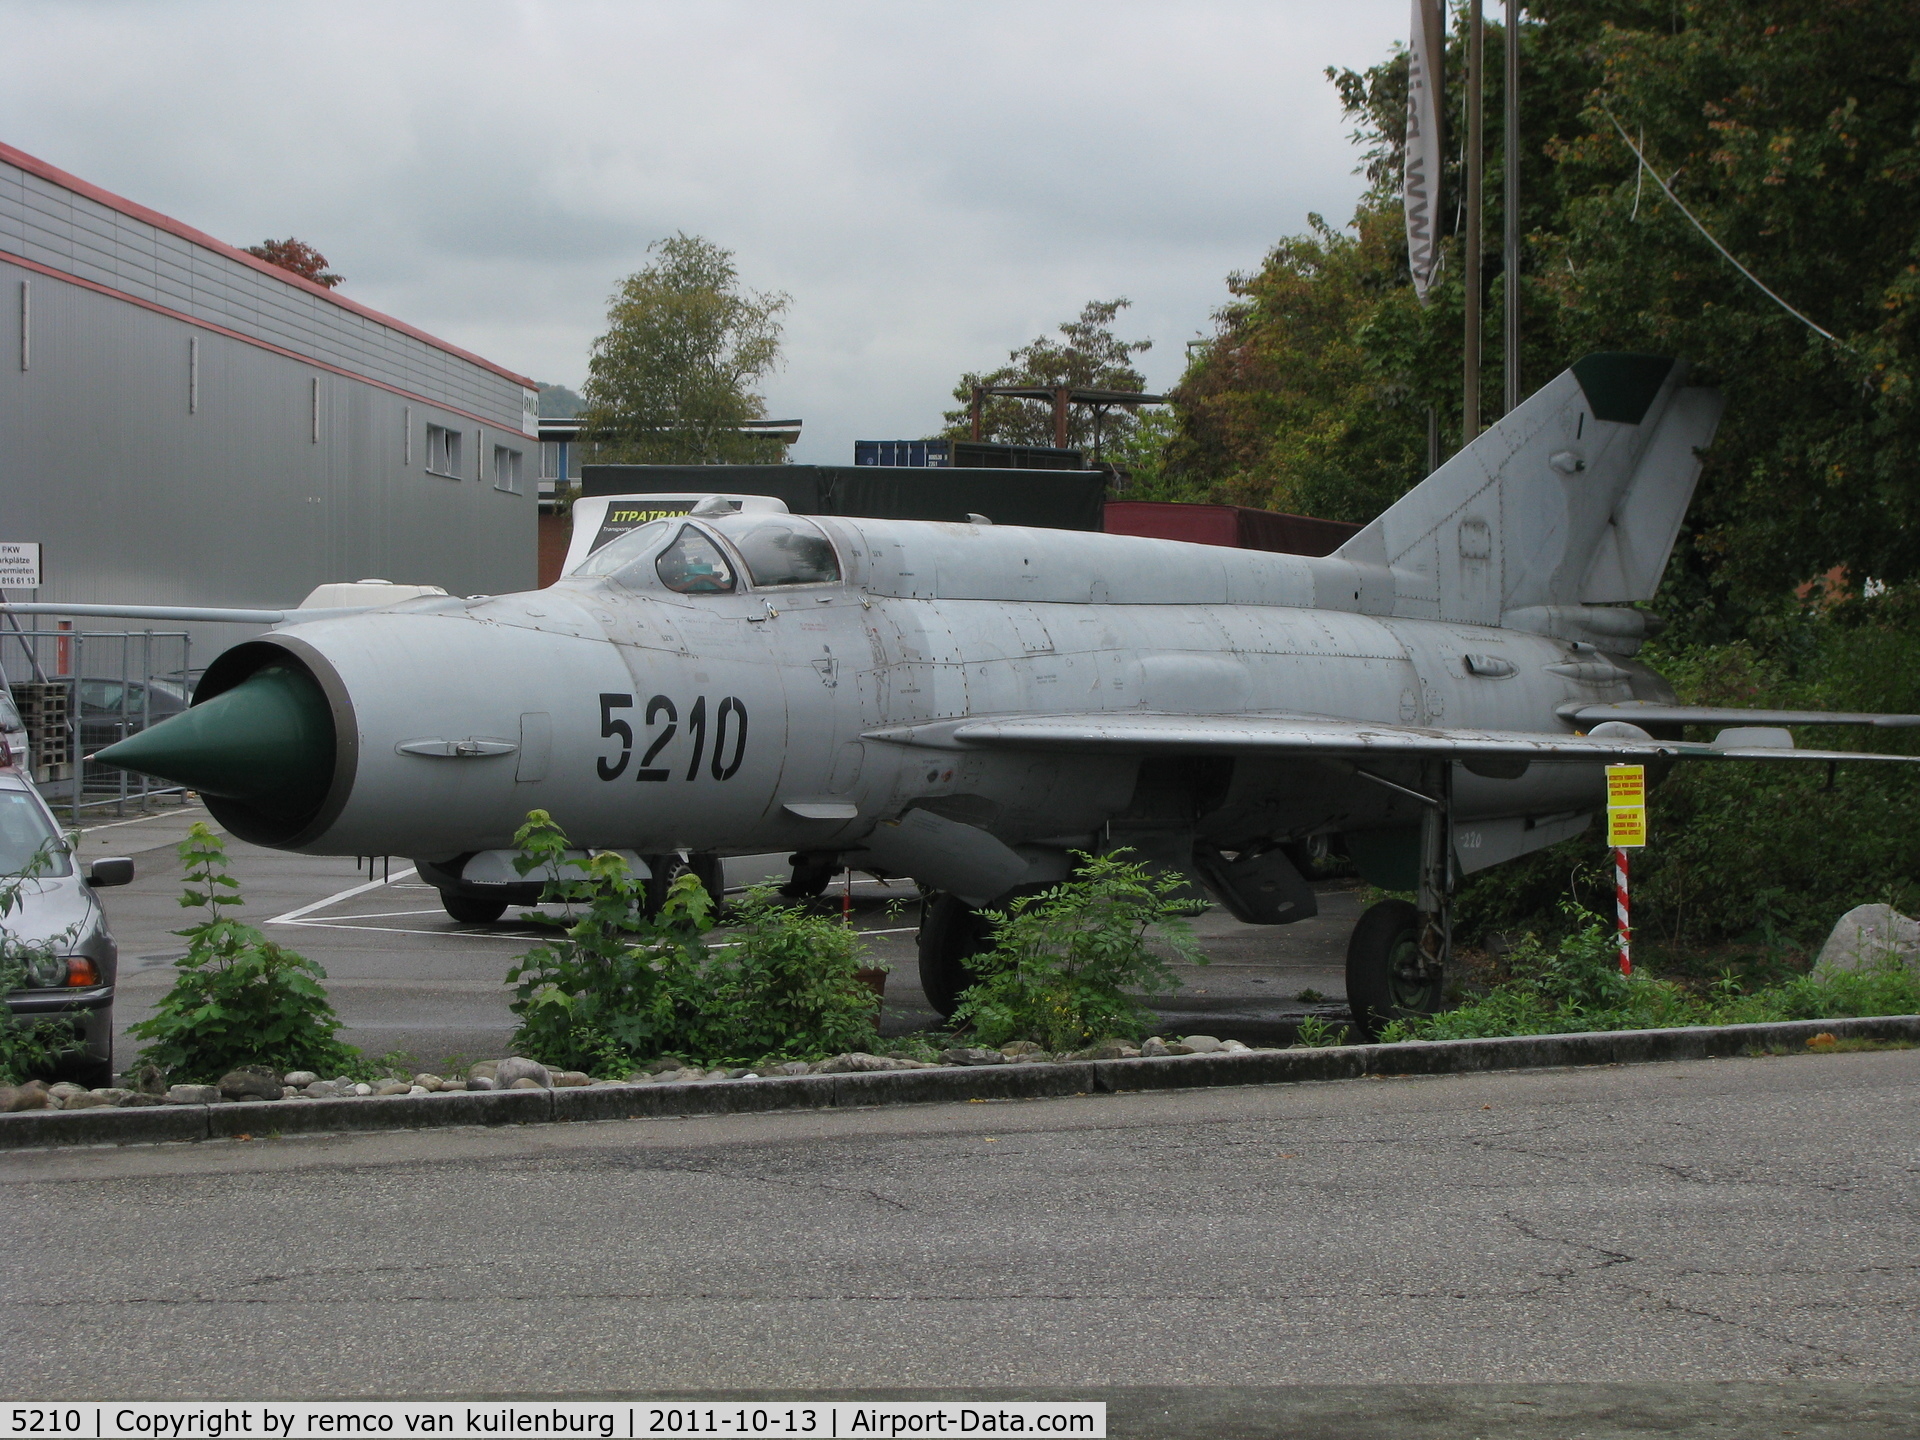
[1455,607,1920,954]
[1290,1015,1353,1048]
[682,889,881,1064]
[128,824,356,1082]
[580,233,790,465]
[1165,2,1920,638]
[940,300,1154,458]
[0,839,81,1083]
[503,811,879,1072]
[1382,904,1920,1043]
[951,852,1205,1052]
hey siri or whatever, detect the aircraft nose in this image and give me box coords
[94,661,335,828]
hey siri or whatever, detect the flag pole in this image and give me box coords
[1503,0,1521,415]
[1464,0,1484,442]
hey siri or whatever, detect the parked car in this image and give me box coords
[0,691,26,771]
[76,677,190,755]
[0,768,133,1086]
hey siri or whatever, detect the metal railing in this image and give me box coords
[0,624,194,825]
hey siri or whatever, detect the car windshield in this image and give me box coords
[572,519,673,578]
[724,517,840,587]
[0,791,71,877]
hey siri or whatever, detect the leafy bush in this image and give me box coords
[1380,904,1920,1043]
[951,851,1205,1051]
[129,824,357,1082]
[504,811,879,1071]
[0,840,82,1083]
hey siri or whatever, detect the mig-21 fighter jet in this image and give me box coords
[29,353,1920,1036]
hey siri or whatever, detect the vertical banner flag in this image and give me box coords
[1404,0,1445,302]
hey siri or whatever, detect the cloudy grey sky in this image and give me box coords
[1,0,1406,462]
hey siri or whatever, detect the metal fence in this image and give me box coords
[0,623,194,825]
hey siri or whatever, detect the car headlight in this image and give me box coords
[22,954,69,988]
[20,955,98,988]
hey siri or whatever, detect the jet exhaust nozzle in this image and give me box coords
[94,650,341,843]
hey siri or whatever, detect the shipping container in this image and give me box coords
[853,440,1087,470]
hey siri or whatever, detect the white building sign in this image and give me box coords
[0,542,41,589]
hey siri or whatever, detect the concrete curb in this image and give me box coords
[4,1014,1915,1151]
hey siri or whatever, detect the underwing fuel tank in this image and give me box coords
[95,591,794,860]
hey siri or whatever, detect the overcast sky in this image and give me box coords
[2,0,1406,463]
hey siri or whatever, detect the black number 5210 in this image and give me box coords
[597,693,747,783]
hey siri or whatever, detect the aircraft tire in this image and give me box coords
[780,854,840,899]
[917,893,991,1019]
[441,889,510,925]
[1345,898,1442,1040]
[645,852,727,916]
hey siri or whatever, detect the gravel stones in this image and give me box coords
[552,1071,592,1087]
[999,1041,1046,1060]
[165,1083,220,1105]
[939,1047,1007,1066]
[0,1081,50,1111]
[218,1067,283,1101]
[811,1052,935,1073]
[373,1081,412,1097]
[1140,1037,1172,1056]
[1180,1035,1225,1054]
[493,1057,552,1090]
[283,1071,318,1088]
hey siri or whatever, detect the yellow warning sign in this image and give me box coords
[1607,806,1647,848]
[1606,765,1646,806]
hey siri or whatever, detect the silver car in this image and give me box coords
[0,769,132,1086]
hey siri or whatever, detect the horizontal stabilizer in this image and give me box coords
[1562,701,1920,730]
[865,711,1920,767]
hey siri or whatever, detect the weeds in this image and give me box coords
[951,851,1205,1051]
[129,824,357,1082]
[1377,903,1920,1043]
[503,811,881,1072]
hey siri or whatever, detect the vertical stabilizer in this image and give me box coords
[1333,354,1724,626]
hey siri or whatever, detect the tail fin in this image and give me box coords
[1333,354,1725,627]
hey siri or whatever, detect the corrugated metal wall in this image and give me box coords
[0,154,538,663]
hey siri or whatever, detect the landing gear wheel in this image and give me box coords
[917,892,992,1018]
[441,890,509,924]
[1345,898,1443,1040]
[645,852,727,916]
[780,854,841,900]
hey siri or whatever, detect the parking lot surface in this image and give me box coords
[89,803,1360,1069]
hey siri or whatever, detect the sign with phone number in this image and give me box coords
[5,1404,1105,1440]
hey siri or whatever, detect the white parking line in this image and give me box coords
[266,867,419,924]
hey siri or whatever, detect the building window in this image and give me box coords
[426,424,461,477]
[493,445,523,494]
[539,441,560,481]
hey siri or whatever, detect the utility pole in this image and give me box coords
[1463,0,1484,443]
[1504,0,1521,415]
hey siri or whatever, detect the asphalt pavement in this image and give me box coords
[4,1048,1918,1436]
[85,801,1361,1072]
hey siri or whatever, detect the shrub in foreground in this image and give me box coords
[504,811,880,1071]
[129,824,357,1081]
[952,851,1205,1052]
[1375,905,1920,1044]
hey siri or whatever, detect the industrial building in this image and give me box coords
[0,140,539,659]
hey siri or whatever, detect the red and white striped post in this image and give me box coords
[1614,846,1632,975]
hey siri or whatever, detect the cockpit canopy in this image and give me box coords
[570,514,840,595]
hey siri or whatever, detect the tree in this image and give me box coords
[1162,0,1920,638]
[245,237,342,288]
[941,300,1153,456]
[580,234,790,465]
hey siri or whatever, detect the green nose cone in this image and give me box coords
[94,663,334,821]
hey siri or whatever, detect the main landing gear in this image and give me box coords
[1345,762,1453,1040]
[917,892,992,1018]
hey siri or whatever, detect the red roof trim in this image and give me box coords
[0,140,538,391]
[3,249,536,440]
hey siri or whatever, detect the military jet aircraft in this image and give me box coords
[28,354,1920,1036]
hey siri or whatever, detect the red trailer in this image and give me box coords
[1102,501,1360,557]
